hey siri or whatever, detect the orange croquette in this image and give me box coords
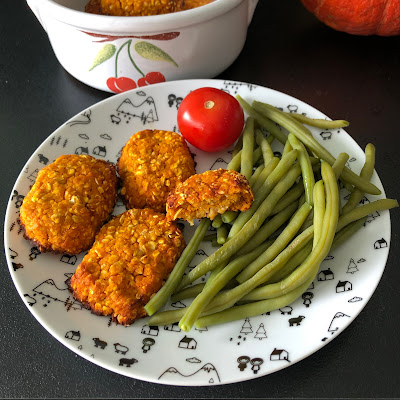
[69,208,185,325]
[117,129,195,213]
[19,155,118,255]
[166,168,254,224]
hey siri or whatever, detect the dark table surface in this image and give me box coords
[1,1,400,398]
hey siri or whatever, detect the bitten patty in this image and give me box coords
[19,154,118,255]
[117,129,195,213]
[69,208,185,325]
[166,168,254,224]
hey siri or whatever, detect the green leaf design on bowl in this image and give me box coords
[89,44,116,71]
[134,41,178,67]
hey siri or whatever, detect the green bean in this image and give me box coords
[236,201,299,256]
[228,150,299,239]
[221,210,239,224]
[232,134,243,157]
[287,113,349,129]
[211,238,220,247]
[226,146,262,171]
[241,117,255,180]
[270,181,305,215]
[211,214,223,229]
[255,129,274,165]
[282,139,293,157]
[248,164,265,187]
[217,224,229,245]
[252,101,381,195]
[249,157,280,194]
[288,133,315,205]
[144,218,211,316]
[313,180,325,249]
[236,202,312,283]
[336,198,398,232]
[203,226,315,315]
[194,273,313,328]
[204,261,228,289]
[342,144,376,214]
[236,96,288,144]
[332,152,349,179]
[330,217,367,251]
[202,233,216,242]
[178,239,274,331]
[147,308,187,326]
[174,163,303,292]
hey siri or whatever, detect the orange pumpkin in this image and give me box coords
[300,0,400,36]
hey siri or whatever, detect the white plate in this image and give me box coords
[4,79,391,386]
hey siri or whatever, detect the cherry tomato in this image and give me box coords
[177,87,244,152]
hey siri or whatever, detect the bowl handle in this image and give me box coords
[26,0,47,33]
[247,0,259,26]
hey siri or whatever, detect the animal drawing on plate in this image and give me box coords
[25,273,83,311]
[110,95,158,125]
[114,343,129,354]
[93,337,108,349]
[158,363,221,384]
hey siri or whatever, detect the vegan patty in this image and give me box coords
[69,208,185,325]
[117,129,195,213]
[166,168,254,224]
[19,154,118,255]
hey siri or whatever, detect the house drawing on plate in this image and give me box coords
[164,322,181,332]
[270,348,290,362]
[179,336,197,349]
[374,238,388,249]
[318,268,334,281]
[141,325,159,336]
[336,280,352,293]
[60,254,78,265]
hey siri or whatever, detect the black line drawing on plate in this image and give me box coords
[374,238,387,249]
[195,326,208,332]
[67,109,92,127]
[79,133,90,140]
[222,81,256,94]
[159,363,221,384]
[357,258,366,263]
[254,323,267,340]
[27,168,39,183]
[29,247,41,260]
[320,131,332,140]
[270,348,290,362]
[119,358,138,367]
[302,292,313,307]
[210,157,228,170]
[60,254,78,265]
[9,219,23,235]
[24,294,36,306]
[237,356,250,371]
[164,322,181,332]
[38,154,49,165]
[171,301,186,309]
[93,145,107,157]
[279,306,293,315]
[250,358,264,374]
[114,343,129,354]
[346,258,359,274]
[318,268,334,281]
[328,312,350,334]
[65,330,81,341]
[229,335,247,345]
[324,254,334,261]
[289,315,305,326]
[11,190,24,208]
[240,318,253,334]
[142,338,155,353]
[336,280,352,293]
[93,338,108,349]
[141,325,159,336]
[8,248,18,259]
[75,146,89,155]
[365,210,380,225]
[273,151,282,158]
[348,296,363,303]
[187,357,201,363]
[12,262,24,271]
[100,133,112,140]
[111,96,158,125]
[287,105,298,113]
[167,94,183,109]
[179,336,197,349]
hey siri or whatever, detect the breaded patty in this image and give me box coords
[69,208,185,325]
[166,168,254,224]
[117,129,195,213]
[19,155,118,255]
[85,0,184,16]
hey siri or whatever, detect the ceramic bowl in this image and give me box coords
[26,0,259,93]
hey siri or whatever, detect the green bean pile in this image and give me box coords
[144,97,398,331]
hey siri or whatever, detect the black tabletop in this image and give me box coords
[1,1,400,398]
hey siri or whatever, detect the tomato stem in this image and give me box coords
[204,100,215,109]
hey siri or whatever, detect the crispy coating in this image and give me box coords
[19,155,118,255]
[69,208,185,325]
[86,0,184,16]
[117,129,195,213]
[85,0,212,15]
[166,168,254,224]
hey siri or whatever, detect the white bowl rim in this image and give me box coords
[33,0,244,33]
